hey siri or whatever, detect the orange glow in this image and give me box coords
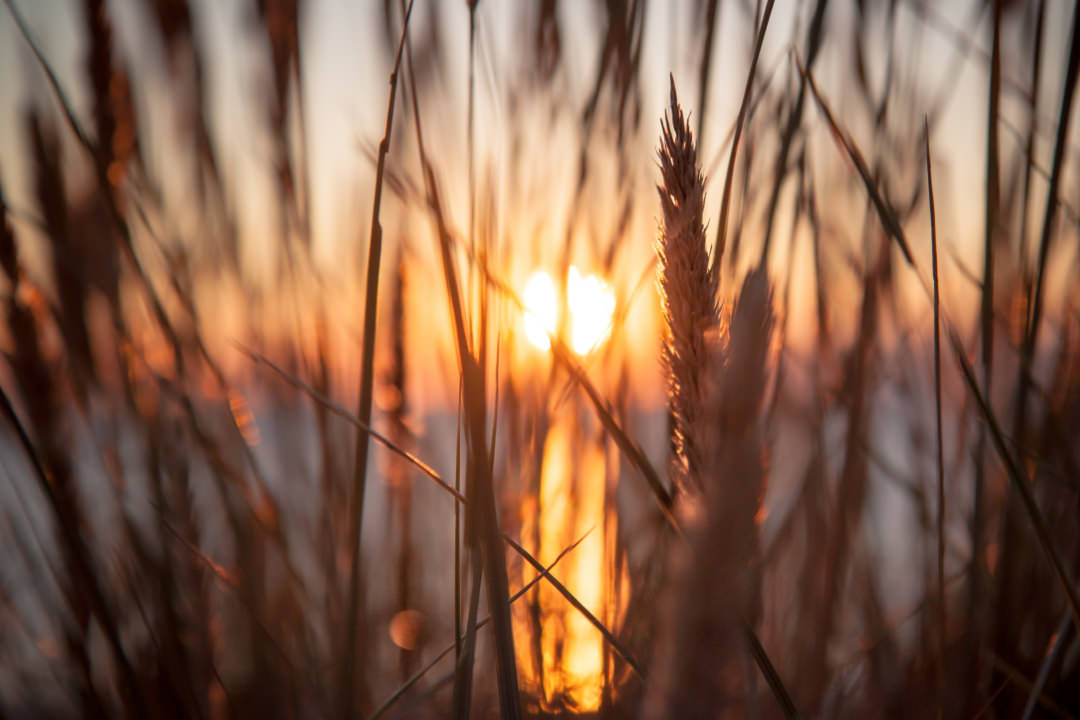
[567,267,616,355]
[523,271,558,351]
[521,267,616,355]
[389,610,425,650]
[516,418,622,711]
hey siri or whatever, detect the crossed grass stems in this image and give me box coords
[3,0,1080,716]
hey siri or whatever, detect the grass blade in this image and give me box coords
[798,56,915,267]
[925,117,947,705]
[406,31,523,718]
[341,3,416,715]
[1021,608,1072,720]
[949,330,1080,634]
[756,0,828,265]
[715,0,775,265]
[743,622,800,719]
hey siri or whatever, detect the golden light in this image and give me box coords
[567,266,616,355]
[515,416,625,711]
[523,271,558,351]
[522,266,615,355]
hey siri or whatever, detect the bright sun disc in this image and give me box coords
[522,267,615,355]
[567,267,615,354]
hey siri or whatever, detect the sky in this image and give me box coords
[0,0,1077,407]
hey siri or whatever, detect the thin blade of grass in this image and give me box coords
[1021,608,1072,720]
[756,0,828,265]
[743,621,800,719]
[926,117,947,707]
[989,654,1077,720]
[454,380,464,669]
[949,330,1080,633]
[969,17,1003,688]
[452,548,483,720]
[342,3,416,715]
[982,0,1001,390]
[715,0,775,264]
[406,35,522,719]
[797,56,915,266]
[694,0,721,145]
[238,344,458,500]
[1014,0,1049,283]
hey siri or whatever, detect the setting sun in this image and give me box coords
[522,267,615,355]
[567,266,616,354]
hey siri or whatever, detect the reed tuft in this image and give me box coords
[656,75,720,496]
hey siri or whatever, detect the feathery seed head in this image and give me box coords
[656,75,719,493]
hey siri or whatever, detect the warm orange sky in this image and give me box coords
[1,0,1078,410]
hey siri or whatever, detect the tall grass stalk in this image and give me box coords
[341,2,415,715]
[925,117,947,713]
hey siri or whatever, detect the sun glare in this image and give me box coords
[522,267,615,355]
[523,271,558,350]
[567,267,616,354]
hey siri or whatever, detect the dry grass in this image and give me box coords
[656,76,719,497]
[0,1,1079,718]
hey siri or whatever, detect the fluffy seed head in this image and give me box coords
[656,75,719,493]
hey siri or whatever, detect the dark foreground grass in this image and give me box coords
[0,1,1079,718]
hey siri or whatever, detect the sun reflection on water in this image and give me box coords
[516,416,625,711]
